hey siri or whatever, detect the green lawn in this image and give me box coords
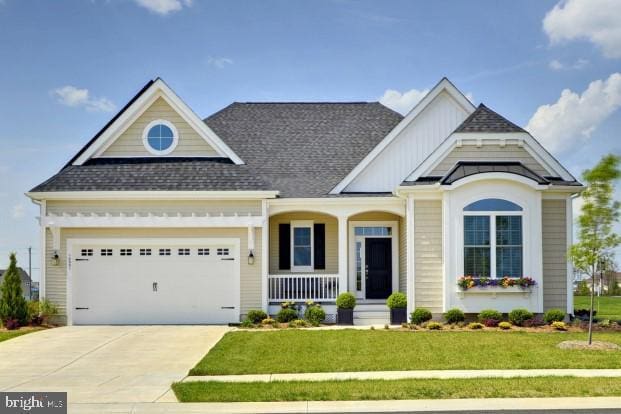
[575,295,621,321]
[173,377,621,402]
[189,330,621,375]
[0,327,43,343]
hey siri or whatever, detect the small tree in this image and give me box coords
[569,154,621,344]
[0,253,29,327]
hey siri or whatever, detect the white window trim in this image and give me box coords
[290,220,314,272]
[463,209,523,279]
[142,119,179,156]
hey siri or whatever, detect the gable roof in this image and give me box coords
[454,104,525,133]
[204,102,403,198]
[68,78,244,166]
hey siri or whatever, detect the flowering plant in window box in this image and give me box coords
[457,276,536,291]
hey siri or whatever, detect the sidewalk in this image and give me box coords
[69,397,621,413]
[183,368,621,383]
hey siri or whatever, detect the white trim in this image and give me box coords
[39,200,46,300]
[65,237,241,326]
[348,220,399,300]
[566,195,574,315]
[406,196,415,316]
[338,215,349,295]
[27,190,279,201]
[261,200,269,311]
[267,197,405,218]
[290,220,314,272]
[73,79,244,165]
[41,214,264,228]
[142,119,179,155]
[330,78,476,194]
[443,173,550,191]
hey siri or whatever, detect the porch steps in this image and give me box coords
[353,303,391,326]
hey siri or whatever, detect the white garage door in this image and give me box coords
[69,238,240,325]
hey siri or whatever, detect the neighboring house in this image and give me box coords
[27,78,582,325]
[0,267,32,301]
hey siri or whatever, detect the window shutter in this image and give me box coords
[279,223,291,270]
[314,223,326,270]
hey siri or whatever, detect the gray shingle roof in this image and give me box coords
[454,104,525,133]
[204,102,403,197]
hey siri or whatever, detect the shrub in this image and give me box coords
[426,322,442,330]
[304,305,326,326]
[4,319,19,330]
[261,318,276,325]
[27,301,42,326]
[410,308,432,325]
[551,321,568,331]
[574,308,596,321]
[468,322,485,330]
[523,315,545,328]
[288,319,308,328]
[599,319,611,328]
[384,324,390,330]
[0,253,28,326]
[336,292,356,309]
[444,308,465,324]
[386,292,407,309]
[508,308,534,326]
[38,298,58,324]
[247,310,268,324]
[240,319,254,328]
[498,321,512,330]
[544,309,565,324]
[482,318,499,327]
[478,309,503,323]
[276,308,298,323]
[280,301,296,309]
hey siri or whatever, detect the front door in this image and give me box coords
[365,238,392,299]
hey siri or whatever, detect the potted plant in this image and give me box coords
[336,292,356,325]
[386,292,407,324]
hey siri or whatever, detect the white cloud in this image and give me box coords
[11,204,24,219]
[526,72,621,153]
[52,86,116,112]
[134,0,192,15]
[379,88,430,115]
[543,0,621,58]
[548,58,589,71]
[207,56,233,69]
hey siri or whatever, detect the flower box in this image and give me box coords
[456,276,536,299]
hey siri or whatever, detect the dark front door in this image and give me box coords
[365,238,392,299]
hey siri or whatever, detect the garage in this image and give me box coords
[68,238,240,325]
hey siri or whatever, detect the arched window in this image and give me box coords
[463,198,523,278]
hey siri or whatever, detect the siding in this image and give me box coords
[542,199,568,311]
[45,227,262,324]
[47,200,262,216]
[269,212,338,275]
[414,200,443,313]
[100,97,218,157]
[430,145,549,177]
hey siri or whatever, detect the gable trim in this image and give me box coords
[329,78,476,195]
[72,78,244,166]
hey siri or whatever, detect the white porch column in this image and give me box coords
[406,196,415,317]
[337,214,348,295]
[261,201,269,311]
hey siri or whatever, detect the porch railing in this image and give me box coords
[268,274,339,302]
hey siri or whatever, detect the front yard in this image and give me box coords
[575,295,621,321]
[189,330,621,375]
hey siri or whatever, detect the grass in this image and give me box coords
[173,376,621,402]
[575,295,621,321]
[189,330,621,375]
[0,327,43,343]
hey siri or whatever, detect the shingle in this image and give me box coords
[454,104,524,133]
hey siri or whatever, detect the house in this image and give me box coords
[27,78,582,325]
[0,267,32,301]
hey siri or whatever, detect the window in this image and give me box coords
[178,248,190,256]
[100,249,113,256]
[355,241,362,291]
[140,248,152,256]
[463,198,523,279]
[81,249,93,257]
[159,248,171,256]
[291,221,313,272]
[142,120,178,155]
[198,248,210,256]
[354,227,392,236]
[120,248,132,256]
[217,248,229,256]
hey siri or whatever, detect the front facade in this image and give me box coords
[28,78,582,325]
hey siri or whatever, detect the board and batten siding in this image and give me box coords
[430,145,549,177]
[269,212,338,275]
[99,97,218,158]
[46,200,262,216]
[44,227,262,324]
[542,199,568,311]
[414,200,443,313]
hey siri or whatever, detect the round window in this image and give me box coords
[143,120,178,155]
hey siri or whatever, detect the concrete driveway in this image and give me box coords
[0,325,230,404]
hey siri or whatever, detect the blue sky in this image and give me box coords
[1,0,620,279]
